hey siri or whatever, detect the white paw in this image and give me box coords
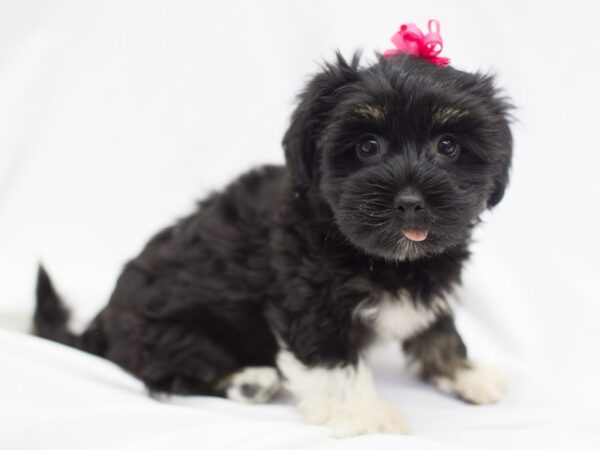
[326,400,410,437]
[435,362,508,405]
[276,351,409,437]
[226,366,280,404]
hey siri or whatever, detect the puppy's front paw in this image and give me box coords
[435,362,508,405]
[324,401,409,437]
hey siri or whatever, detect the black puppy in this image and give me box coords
[34,52,512,436]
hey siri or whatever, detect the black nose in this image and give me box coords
[394,187,426,217]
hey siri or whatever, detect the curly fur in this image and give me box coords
[33,52,513,434]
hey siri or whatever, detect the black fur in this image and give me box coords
[34,266,76,347]
[33,52,512,396]
[403,314,469,381]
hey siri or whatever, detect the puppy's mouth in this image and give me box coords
[401,229,429,242]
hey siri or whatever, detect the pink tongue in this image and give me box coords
[402,229,429,242]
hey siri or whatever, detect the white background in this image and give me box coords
[1,1,599,449]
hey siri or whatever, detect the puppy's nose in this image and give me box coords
[394,187,426,217]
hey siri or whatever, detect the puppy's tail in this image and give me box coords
[34,265,108,356]
[34,265,82,349]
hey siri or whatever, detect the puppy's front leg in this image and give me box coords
[403,315,507,404]
[277,349,408,437]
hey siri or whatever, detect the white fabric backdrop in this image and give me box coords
[1,1,599,448]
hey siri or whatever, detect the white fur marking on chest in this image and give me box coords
[357,293,451,341]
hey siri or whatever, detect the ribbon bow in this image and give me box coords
[384,19,450,67]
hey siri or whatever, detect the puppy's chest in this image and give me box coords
[355,292,452,342]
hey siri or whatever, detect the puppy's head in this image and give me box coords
[283,53,513,260]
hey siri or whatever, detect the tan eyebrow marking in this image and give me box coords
[432,106,470,125]
[354,105,386,121]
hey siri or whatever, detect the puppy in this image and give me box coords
[34,52,513,436]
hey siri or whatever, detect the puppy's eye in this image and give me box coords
[437,136,460,158]
[357,137,380,158]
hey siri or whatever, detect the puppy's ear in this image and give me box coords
[487,107,513,208]
[487,138,511,208]
[467,73,514,208]
[283,52,360,191]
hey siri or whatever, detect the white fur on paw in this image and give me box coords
[435,362,508,405]
[226,366,280,404]
[327,400,409,437]
[277,350,408,437]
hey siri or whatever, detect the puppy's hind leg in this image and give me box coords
[116,317,244,398]
[146,363,281,402]
[223,366,281,404]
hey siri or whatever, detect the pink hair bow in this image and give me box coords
[384,19,450,67]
